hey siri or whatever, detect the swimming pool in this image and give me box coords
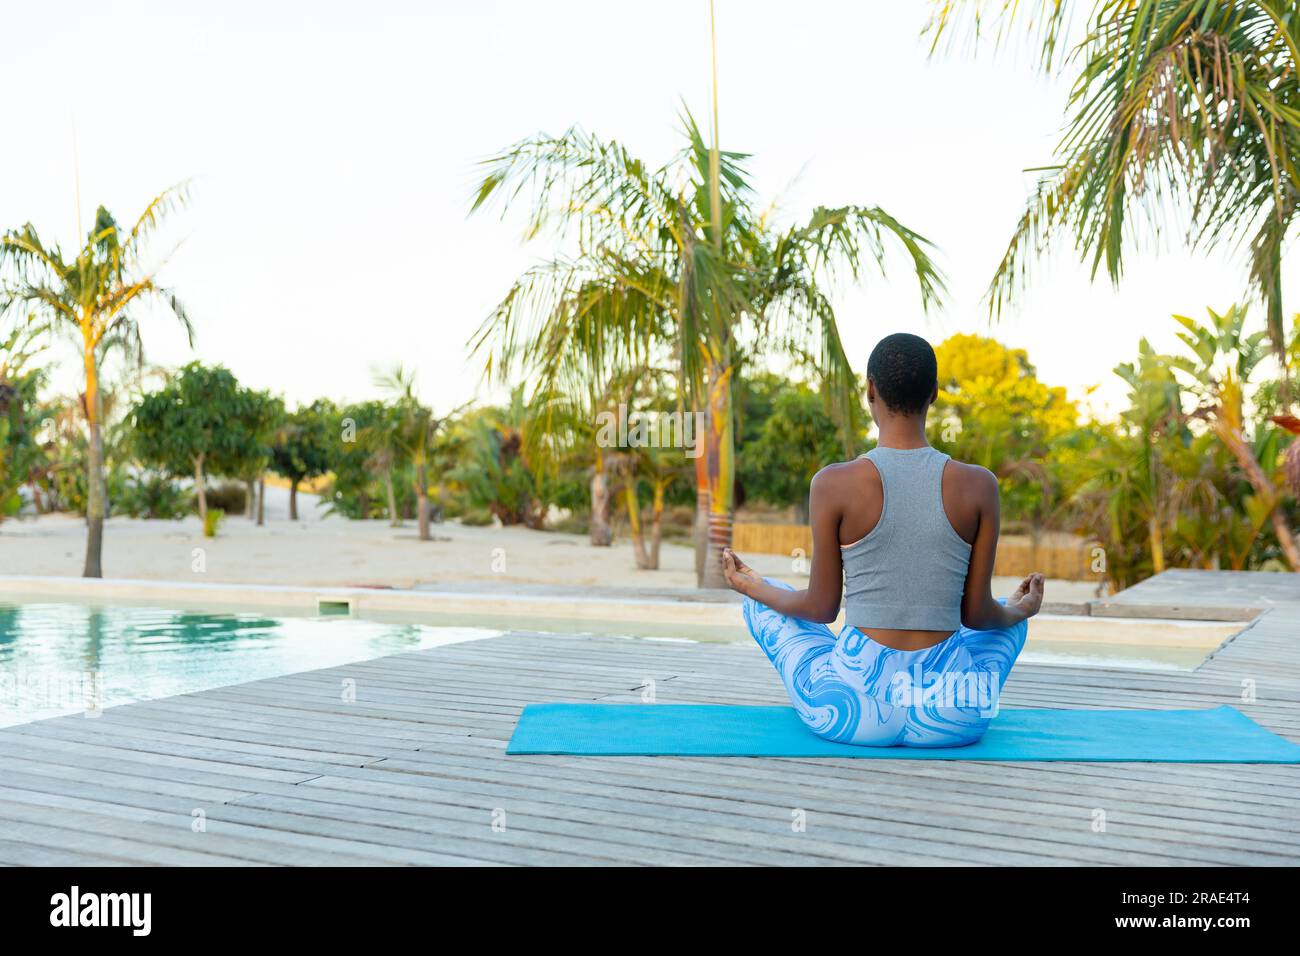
[381,602,1243,671]
[0,587,1247,729]
[0,600,499,728]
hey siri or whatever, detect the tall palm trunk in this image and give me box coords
[590,449,613,546]
[649,479,666,569]
[1146,447,1165,574]
[81,336,105,578]
[83,424,105,532]
[697,2,728,588]
[693,452,709,580]
[193,453,208,525]
[1147,515,1166,575]
[699,359,734,589]
[385,469,400,526]
[696,2,727,587]
[1263,231,1290,410]
[624,480,651,570]
[415,459,431,541]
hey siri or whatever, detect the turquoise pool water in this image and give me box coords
[0,601,499,728]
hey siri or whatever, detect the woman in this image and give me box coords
[722,332,1045,747]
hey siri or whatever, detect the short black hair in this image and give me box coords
[866,333,938,416]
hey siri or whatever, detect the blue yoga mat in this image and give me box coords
[507,703,1300,762]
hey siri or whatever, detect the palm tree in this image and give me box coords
[1162,304,1300,568]
[376,365,461,541]
[360,400,409,526]
[610,425,689,572]
[371,422,406,527]
[0,188,192,576]
[926,2,1300,367]
[1111,338,1190,574]
[469,114,944,586]
[510,283,665,549]
[532,362,687,566]
[450,388,548,529]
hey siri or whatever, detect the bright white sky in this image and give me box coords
[1,0,1272,418]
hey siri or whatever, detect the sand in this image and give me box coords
[0,485,1102,603]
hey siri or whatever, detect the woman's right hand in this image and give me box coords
[722,548,763,598]
[1009,573,1046,619]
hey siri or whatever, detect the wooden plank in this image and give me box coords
[0,840,136,867]
[371,761,1295,866]
[0,794,489,867]
[2,568,1299,866]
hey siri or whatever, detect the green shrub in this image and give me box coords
[205,481,248,515]
[435,488,469,519]
[203,508,224,538]
[547,512,589,535]
[459,508,494,527]
[115,473,193,520]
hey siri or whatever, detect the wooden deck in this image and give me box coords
[0,570,1298,866]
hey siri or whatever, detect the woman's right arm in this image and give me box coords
[960,466,1045,630]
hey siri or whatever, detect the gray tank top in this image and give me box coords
[841,446,972,632]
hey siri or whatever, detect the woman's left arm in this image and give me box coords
[722,468,844,623]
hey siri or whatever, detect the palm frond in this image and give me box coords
[3,192,193,359]
[0,227,69,291]
[470,126,689,252]
[976,1,1300,337]
[786,204,948,313]
[923,0,1081,71]
[123,182,192,256]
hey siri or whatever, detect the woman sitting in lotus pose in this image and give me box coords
[722,332,1045,747]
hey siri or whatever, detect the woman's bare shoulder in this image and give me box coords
[944,458,999,498]
[813,456,874,482]
[811,457,879,499]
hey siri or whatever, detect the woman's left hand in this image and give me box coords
[1009,572,1046,620]
[722,548,763,597]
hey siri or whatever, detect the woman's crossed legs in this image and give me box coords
[742,578,1027,747]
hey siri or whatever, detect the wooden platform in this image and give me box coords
[0,569,1297,866]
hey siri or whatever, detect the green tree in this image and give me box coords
[331,399,408,523]
[1163,304,1300,568]
[1,188,192,575]
[523,380,616,547]
[0,322,48,521]
[525,361,677,550]
[469,111,944,587]
[929,333,1079,535]
[742,380,848,521]
[602,370,694,568]
[375,367,460,540]
[1070,340,1190,583]
[609,443,686,571]
[1067,336,1279,587]
[216,388,281,521]
[131,363,263,524]
[270,399,338,521]
[449,388,547,529]
[370,400,415,526]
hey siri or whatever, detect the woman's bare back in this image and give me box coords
[821,453,993,650]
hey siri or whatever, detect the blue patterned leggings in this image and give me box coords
[743,579,1028,747]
